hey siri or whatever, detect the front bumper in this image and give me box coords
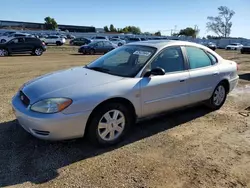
[12,94,92,141]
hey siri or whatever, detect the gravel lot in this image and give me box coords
[0,49,250,188]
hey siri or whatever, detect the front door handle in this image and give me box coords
[213,72,219,76]
[180,79,185,82]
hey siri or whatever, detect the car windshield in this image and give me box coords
[85,45,157,77]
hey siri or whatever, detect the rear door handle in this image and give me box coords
[213,72,219,76]
[180,79,185,82]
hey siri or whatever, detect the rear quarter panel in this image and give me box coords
[217,59,238,91]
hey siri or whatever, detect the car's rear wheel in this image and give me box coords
[206,83,227,110]
[34,48,43,56]
[87,103,133,146]
[0,49,8,56]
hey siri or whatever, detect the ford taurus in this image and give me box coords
[12,40,239,146]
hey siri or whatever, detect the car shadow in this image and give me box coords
[239,73,250,81]
[0,105,212,187]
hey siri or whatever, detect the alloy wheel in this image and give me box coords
[97,110,125,141]
[35,48,42,56]
[213,85,226,106]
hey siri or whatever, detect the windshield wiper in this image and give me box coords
[85,66,110,73]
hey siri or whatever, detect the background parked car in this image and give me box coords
[0,37,46,56]
[91,36,109,41]
[0,31,16,37]
[109,38,126,46]
[203,42,217,51]
[0,33,32,43]
[67,34,76,39]
[240,44,250,54]
[126,37,141,43]
[78,40,117,55]
[42,35,66,46]
[69,37,92,46]
[225,43,243,50]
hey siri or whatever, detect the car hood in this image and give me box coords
[21,67,123,103]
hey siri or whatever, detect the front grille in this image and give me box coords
[19,91,30,106]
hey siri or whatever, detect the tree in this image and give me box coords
[154,31,161,36]
[109,24,116,32]
[104,26,109,32]
[178,27,198,38]
[121,26,141,34]
[206,6,235,37]
[44,16,58,30]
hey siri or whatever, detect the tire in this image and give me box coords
[0,48,8,56]
[90,49,95,55]
[206,83,227,110]
[33,48,43,56]
[56,41,61,46]
[1,39,6,43]
[87,102,134,146]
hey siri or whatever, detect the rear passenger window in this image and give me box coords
[186,47,212,69]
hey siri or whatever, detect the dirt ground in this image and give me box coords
[0,49,250,188]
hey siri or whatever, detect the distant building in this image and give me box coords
[0,20,96,33]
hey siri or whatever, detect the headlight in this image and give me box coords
[30,98,72,114]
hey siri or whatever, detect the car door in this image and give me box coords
[103,41,113,52]
[7,38,27,53]
[140,46,190,116]
[24,38,36,52]
[184,46,220,103]
[95,41,104,53]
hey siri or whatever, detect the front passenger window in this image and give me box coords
[150,46,185,73]
[186,47,212,69]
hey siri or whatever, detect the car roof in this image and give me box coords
[125,40,206,49]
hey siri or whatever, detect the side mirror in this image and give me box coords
[143,67,165,77]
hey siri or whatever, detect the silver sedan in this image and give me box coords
[12,40,239,146]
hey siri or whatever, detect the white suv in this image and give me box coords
[42,35,66,46]
[225,43,243,50]
[0,33,32,43]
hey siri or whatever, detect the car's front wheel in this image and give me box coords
[0,48,8,56]
[206,83,227,110]
[87,103,133,146]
